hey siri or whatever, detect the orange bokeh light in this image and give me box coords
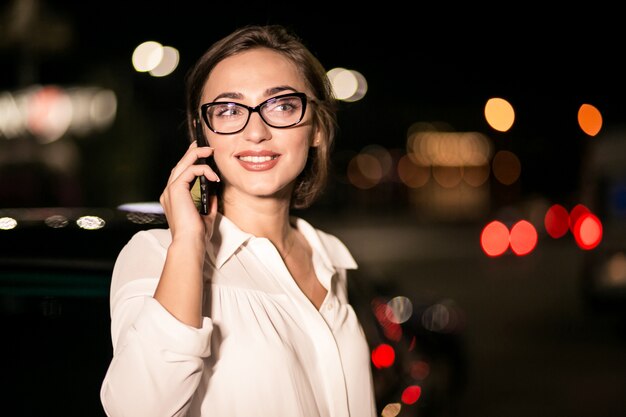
[480,220,510,257]
[509,220,538,256]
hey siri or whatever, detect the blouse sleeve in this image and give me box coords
[100,230,213,417]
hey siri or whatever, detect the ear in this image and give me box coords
[310,127,322,148]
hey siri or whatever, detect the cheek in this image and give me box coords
[212,151,229,175]
[205,138,228,172]
[293,144,312,172]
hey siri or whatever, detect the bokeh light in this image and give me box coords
[328,67,368,102]
[132,41,164,72]
[509,220,538,256]
[480,220,510,257]
[27,85,72,143]
[381,402,402,417]
[569,204,590,233]
[0,217,17,230]
[578,103,602,137]
[410,360,430,380]
[76,215,105,230]
[371,343,395,369]
[397,154,430,188]
[484,97,515,132]
[492,150,521,185]
[572,212,602,250]
[606,252,626,285]
[544,203,570,238]
[149,46,180,77]
[132,41,179,77]
[0,85,117,142]
[401,385,422,405]
[386,296,413,324]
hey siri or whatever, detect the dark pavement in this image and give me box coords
[317,212,626,417]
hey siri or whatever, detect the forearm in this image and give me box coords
[154,237,206,328]
[101,297,212,417]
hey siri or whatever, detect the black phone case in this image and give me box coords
[195,120,217,215]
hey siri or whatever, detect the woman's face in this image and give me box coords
[199,48,320,203]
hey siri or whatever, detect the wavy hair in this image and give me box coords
[185,24,337,209]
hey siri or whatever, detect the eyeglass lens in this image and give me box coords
[205,94,305,134]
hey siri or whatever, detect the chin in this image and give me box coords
[247,183,294,200]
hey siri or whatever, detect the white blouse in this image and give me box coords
[100,213,377,417]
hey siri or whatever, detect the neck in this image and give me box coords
[222,190,294,250]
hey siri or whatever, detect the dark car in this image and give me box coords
[0,205,467,417]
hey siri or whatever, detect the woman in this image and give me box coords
[100,24,377,417]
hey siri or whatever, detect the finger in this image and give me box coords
[178,144,214,167]
[172,163,220,189]
[201,165,220,183]
[168,147,216,184]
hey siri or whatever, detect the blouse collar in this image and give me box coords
[209,212,357,271]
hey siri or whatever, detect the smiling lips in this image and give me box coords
[235,151,280,171]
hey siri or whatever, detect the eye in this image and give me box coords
[264,96,302,114]
[211,103,244,118]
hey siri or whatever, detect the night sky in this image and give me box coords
[2,1,625,209]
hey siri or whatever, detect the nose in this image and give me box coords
[242,111,271,142]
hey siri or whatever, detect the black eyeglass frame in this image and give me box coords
[199,92,313,135]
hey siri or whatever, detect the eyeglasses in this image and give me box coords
[200,92,312,135]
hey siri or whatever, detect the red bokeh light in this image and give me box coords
[401,385,422,405]
[569,204,590,233]
[371,343,395,369]
[371,298,402,341]
[509,220,538,255]
[544,204,569,238]
[410,360,430,380]
[572,212,603,250]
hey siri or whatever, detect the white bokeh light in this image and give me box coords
[132,41,164,72]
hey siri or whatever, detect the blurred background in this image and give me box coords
[2,1,626,416]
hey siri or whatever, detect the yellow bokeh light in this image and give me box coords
[432,165,463,188]
[484,97,515,132]
[397,154,430,188]
[347,154,381,189]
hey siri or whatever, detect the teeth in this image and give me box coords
[238,155,276,163]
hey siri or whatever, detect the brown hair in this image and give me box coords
[185,24,337,209]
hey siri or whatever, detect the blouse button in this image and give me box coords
[326,302,333,310]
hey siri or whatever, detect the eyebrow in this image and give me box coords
[211,85,298,102]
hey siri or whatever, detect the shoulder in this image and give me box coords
[117,227,172,263]
[119,228,171,254]
[110,228,171,293]
[294,217,358,270]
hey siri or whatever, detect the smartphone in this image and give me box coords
[194,119,217,215]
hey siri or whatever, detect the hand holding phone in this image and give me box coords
[194,119,218,215]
